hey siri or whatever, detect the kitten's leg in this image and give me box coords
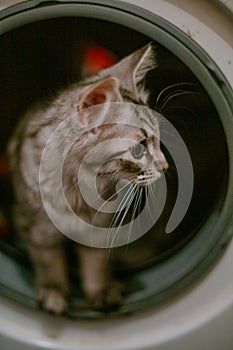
[28,243,70,314]
[14,206,70,314]
[77,245,123,310]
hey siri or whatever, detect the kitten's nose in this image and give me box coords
[160,159,169,173]
[154,153,168,173]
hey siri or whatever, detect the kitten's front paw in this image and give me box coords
[37,287,68,314]
[88,282,124,311]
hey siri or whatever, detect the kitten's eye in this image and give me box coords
[131,142,146,159]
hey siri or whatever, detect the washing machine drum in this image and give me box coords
[0,1,232,350]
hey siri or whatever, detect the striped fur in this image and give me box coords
[7,43,165,314]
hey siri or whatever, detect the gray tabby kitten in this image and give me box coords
[8,43,168,313]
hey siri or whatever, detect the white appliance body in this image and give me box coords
[0,1,232,349]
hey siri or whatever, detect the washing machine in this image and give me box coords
[0,0,232,349]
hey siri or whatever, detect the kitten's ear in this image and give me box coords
[78,77,122,125]
[104,43,156,103]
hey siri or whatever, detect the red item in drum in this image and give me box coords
[82,45,117,76]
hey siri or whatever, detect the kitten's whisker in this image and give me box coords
[90,180,134,227]
[137,187,144,232]
[107,184,136,244]
[149,181,159,200]
[138,186,145,231]
[127,186,142,245]
[109,183,135,228]
[107,184,136,252]
[124,187,139,247]
[109,184,136,235]
[94,179,132,212]
[145,185,152,220]
[146,183,157,222]
[156,82,197,107]
[159,91,200,113]
[138,187,144,214]
[95,183,134,260]
[159,90,197,111]
[110,181,135,220]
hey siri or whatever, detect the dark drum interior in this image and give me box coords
[0,17,229,316]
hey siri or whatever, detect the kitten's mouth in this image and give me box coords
[135,170,161,186]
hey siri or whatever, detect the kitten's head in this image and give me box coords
[64,44,167,196]
[76,43,167,184]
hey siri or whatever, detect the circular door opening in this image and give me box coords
[0,1,232,318]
